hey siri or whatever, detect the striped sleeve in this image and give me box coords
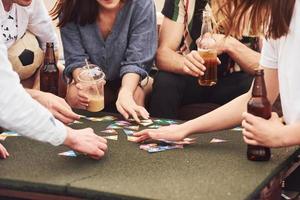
[162,0,186,23]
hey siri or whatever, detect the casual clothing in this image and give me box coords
[0,0,58,50]
[260,0,300,125]
[0,40,66,146]
[1,4,18,48]
[61,0,157,83]
[0,0,58,80]
[149,0,256,119]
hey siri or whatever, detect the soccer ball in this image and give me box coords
[7,31,44,80]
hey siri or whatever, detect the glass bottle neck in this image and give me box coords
[44,44,56,65]
[252,74,267,97]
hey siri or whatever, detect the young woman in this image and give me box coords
[135,0,300,149]
[51,0,157,122]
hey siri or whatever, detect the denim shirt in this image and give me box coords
[61,0,157,82]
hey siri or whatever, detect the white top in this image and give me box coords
[0,40,67,146]
[0,0,58,50]
[0,4,18,48]
[260,0,300,124]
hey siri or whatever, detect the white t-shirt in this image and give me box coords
[260,0,300,124]
[0,4,18,48]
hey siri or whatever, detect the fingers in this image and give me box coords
[241,119,255,133]
[52,110,74,124]
[88,149,105,160]
[242,112,259,125]
[133,129,151,142]
[242,128,255,140]
[243,136,259,146]
[0,144,9,159]
[53,102,80,121]
[134,106,149,120]
[116,102,129,119]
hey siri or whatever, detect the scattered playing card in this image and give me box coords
[158,137,196,145]
[210,138,227,143]
[103,135,118,141]
[1,131,20,137]
[100,129,118,134]
[127,118,136,122]
[78,114,87,118]
[123,129,135,136]
[148,124,162,129]
[107,124,123,129]
[114,121,131,126]
[85,116,117,122]
[127,136,138,142]
[72,120,83,124]
[58,150,77,157]
[140,143,183,153]
[0,135,7,141]
[126,125,140,131]
[139,119,153,126]
[231,127,243,131]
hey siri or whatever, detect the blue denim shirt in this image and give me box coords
[61,0,157,82]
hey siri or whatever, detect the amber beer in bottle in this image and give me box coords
[247,69,271,161]
[196,11,218,86]
[40,42,59,95]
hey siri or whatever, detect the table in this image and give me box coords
[0,112,299,200]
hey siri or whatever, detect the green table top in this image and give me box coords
[0,112,299,200]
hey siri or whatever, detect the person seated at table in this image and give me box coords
[134,0,300,149]
[51,0,157,122]
[0,40,107,159]
[149,0,261,119]
[1,0,66,97]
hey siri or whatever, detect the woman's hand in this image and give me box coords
[116,87,149,122]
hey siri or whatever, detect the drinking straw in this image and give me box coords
[85,59,101,97]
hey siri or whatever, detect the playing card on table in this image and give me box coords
[123,129,135,136]
[210,138,227,143]
[126,125,140,131]
[85,116,117,122]
[71,120,83,124]
[0,135,7,141]
[1,131,20,137]
[139,119,154,126]
[58,150,77,157]
[100,129,118,134]
[148,124,162,129]
[114,121,131,126]
[127,136,138,142]
[158,137,196,145]
[103,135,118,141]
[107,124,123,130]
[140,143,183,153]
[231,127,243,131]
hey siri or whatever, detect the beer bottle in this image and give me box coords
[196,10,218,86]
[40,42,59,95]
[247,69,271,161]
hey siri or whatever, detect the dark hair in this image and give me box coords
[51,0,99,27]
[217,0,296,39]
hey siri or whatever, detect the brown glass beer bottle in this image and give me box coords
[196,10,218,86]
[247,69,271,161]
[40,42,59,95]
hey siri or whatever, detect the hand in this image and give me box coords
[183,50,206,77]
[0,143,9,159]
[116,87,149,122]
[64,127,107,160]
[133,124,189,143]
[35,92,80,124]
[212,34,229,55]
[242,112,286,147]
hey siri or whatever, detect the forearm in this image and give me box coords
[182,92,251,135]
[121,73,140,94]
[282,123,300,146]
[26,88,43,100]
[156,47,185,74]
[225,37,260,75]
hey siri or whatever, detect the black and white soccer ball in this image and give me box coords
[8,31,44,80]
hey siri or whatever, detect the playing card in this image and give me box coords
[231,127,243,131]
[158,137,196,145]
[58,150,77,157]
[107,124,123,129]
[1,131,20,137]
[103,135,118,141]
[140,122,153,126]
[127,136,138,142]
[72,120,83,124]
[123,129,135,136]
[210,138,227,143]
[148,124,162,129]
[126,125,140,131]
[140,143,183,153]
[114,121,131,126]
[100,129,118,134]
[85,116,117,122]
[0,135,7,141]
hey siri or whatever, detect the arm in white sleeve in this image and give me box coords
[0,42,66,146]
[27,0,59,51]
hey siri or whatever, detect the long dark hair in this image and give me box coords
[217,0,296,39]
[51,0,99,27]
